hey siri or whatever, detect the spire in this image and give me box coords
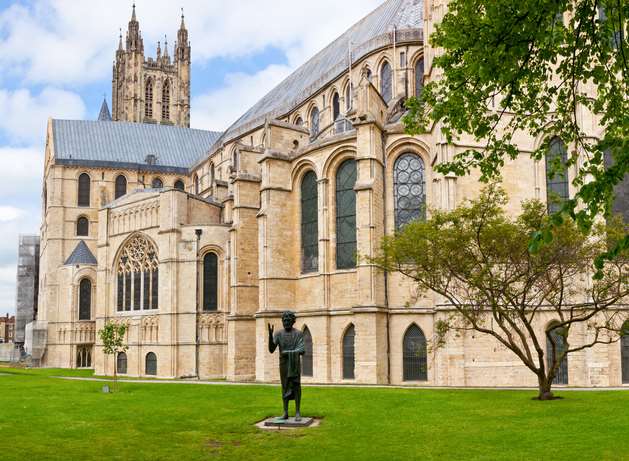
[126,2,143,52]
[156,40,161,59]
[163,35,169,62]
[118,28,123,51]
[98,96,112,121]
[176,8,190,62]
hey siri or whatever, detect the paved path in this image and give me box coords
[54,376,629,391]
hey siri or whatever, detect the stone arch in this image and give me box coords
[342,323,356,379]
[402,323,427,381]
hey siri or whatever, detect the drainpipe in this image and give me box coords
[195,228,203,379]
[381,131,391,385]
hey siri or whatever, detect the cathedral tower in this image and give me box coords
[112,5,191,127]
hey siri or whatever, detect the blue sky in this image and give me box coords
[0,0,383,315]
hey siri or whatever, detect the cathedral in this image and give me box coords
[27,0,629,387]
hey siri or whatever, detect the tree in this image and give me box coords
[404,0,628,267]
[98,321,128,392]
[372,186,628,399]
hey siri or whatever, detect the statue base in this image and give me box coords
[262,416,315,428]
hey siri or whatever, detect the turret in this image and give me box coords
[126,3,144,53]
[176,9,190,63]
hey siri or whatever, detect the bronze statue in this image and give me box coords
[268,311,305,421]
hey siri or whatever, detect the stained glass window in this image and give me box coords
[78,278,91,320]
[174,179,185,191]
[546,137,569,214]
[343,325,355,379]
[117,352,127,374]
[115,175,127,199]
[394,153,426,229]
[380,61,392,103]
[145,352,157,376]
[333,92,340,121]
[203,252,218,311]
[152,177,163,189]
[116,235,159,311]
[335,159,357,269]
[76,217,89,236]
[415,58,424,98]
[403,325,427,381]
[310,107,320,138]
[301,171,318,273]
[78,173,90,207]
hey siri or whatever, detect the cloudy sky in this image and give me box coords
[0,0,384,316]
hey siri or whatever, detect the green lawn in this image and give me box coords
[0,368,627,461]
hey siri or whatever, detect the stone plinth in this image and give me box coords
[260,416,315,429]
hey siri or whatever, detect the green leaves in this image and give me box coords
[405,0,628,261]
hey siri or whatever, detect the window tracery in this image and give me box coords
[116,234,159,312]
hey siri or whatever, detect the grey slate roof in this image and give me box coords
[64,241,97,266]
[210,0,423,151]
[52,119,222,173]
[98,99,112,121]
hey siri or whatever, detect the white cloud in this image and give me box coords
[0,88,85,144]
[0,147,43,199]
[0,206,25,222]
[0,0,383,86]
[191,64,294,131]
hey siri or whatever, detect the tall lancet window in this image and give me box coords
[310,107,320,139]
[380,61,392,103]
[301,171,319,273]
[335,159,357,269]
[162,80,170,121]
[332,92,340,121]
[545,137,569,214]
[145,79,154,118]
[415,58,424,98]
[116,235,159,312]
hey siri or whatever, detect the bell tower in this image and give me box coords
[111,4,191,127]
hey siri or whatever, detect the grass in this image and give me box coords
[0,368,628,460]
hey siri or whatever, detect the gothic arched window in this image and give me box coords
[76,217,89,236]
[295,116,303,127]
[174,179,185,191]
[302,326,313,377]
[194,174,200,195]
[78,278,91,321]
[342,324,355,379]
[145,352,157,376]
[203,252,218,311]
[301,171,319,273]
[115,175,127,200]
[151,177,163,189]
[116,234,159,312]
[622,321,629,384]
[77,346,92,368]
[394,153,426,229]
[310,107,320,139]
[380,61,392,103]
[78,173,91,207]
[604,148,629,222]
[145,79,154,118]
[345,83,352,111]
[332,92,340,121]
[117,352,127,374]
[403,324,427,381]
[415,58,424,98]
[336,159,357,269]
[162,80,170,121]
[546,324,568,385]
[546,137,569,214]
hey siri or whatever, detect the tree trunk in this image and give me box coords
[113,355,118,393]
[537,374,554,400]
